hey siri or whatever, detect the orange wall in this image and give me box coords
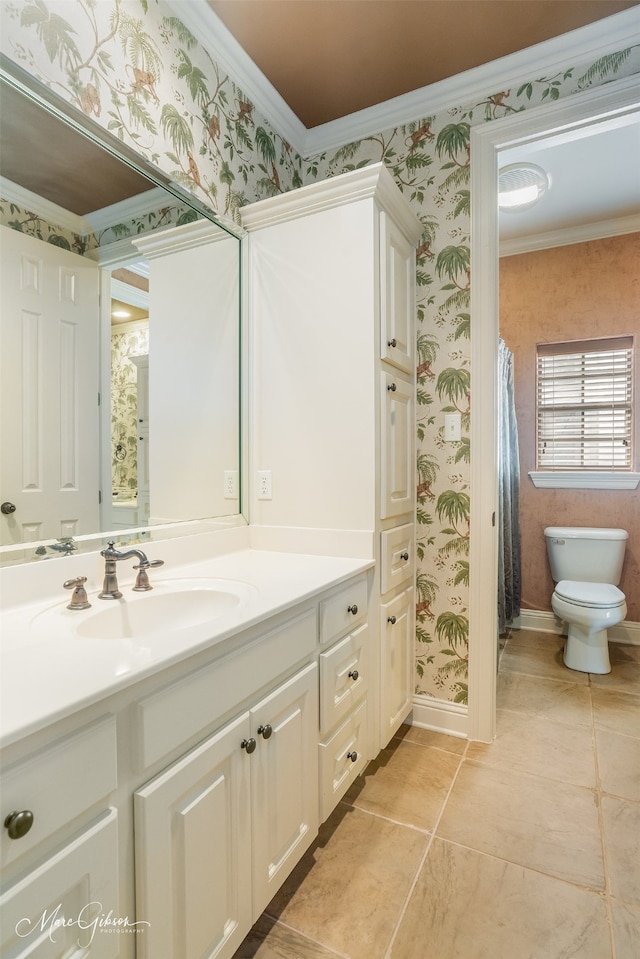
[499,233,640,622]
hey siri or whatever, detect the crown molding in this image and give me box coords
[111,277,149,310]
[241,161,422,242]
[500,212,640,256]
[83,187,167,233]
[170,3,640,159]
[133,217,232,258]
[0,176,89,235]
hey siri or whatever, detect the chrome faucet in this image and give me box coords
[99,541,164,599]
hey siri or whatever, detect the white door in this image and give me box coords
[380,587,413,747]
[0,226,100,546]
[250,663,319,920]
[134,712,253,959]
[380,371,414,519]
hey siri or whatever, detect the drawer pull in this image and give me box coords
[347,604,358,615]
[348,669,359,682]
[387,616,397,625]
[387,383,397,392]
[240,738,256,754]
[387,338,397,348]
[257,724,273,740]
[4,809,34,840]
[400,551,409,561]
[347,751,358,763]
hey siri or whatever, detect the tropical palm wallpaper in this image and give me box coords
[1,0,638,707]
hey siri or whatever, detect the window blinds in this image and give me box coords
[536,336,633,471]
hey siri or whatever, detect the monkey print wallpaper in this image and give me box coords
[1,0,638,708]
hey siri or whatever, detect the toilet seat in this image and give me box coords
[555,580,625,609]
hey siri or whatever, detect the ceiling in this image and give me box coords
[208,0,639,127]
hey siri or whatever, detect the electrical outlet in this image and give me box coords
[224,470,238,499]
[257,469,272,500]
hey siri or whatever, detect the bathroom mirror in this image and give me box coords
[0,61,244,566]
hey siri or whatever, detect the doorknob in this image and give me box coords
[1,502,16,515]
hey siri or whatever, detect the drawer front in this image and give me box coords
[319,700,368,822]
[319,576,368,648]
[137,607,317,769]
[380,524,414,595]
[1,809,120,959]
[319,624,368,735]
[1,715,117,869]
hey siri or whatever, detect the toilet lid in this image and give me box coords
[555,580,625,608]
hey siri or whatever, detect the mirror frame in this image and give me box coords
[0,54,248,566]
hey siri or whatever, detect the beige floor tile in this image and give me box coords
[590,662,640,696]
[610,643,640,666]
[507,628,560,650]
[611,899,640,959]
[343,738,461,831]
[266,804,428,959]
[390,838,612,959]
[601,796,640,906]
[497,671,593,726]
[592,688,640,739]
[596,729,640,801]
[436,761,604,890]
[233,915,346,959]
[467,708,596,788]
[501,638,589,686]
[394,723,467,755]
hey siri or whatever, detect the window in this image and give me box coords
[536,336,633,471]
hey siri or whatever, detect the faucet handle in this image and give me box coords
[132,559,164,592]
[63,576,91,610]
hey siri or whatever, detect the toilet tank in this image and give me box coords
[544,527,628,584]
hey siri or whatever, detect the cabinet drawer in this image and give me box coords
[1,809,119,959]
[319,624,368,735]
[380,524,414,595]
[1,715,117,869]
[319,700,368,822]
[319,575,368,647]
[137,607,317,769]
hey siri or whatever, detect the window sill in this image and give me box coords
[528,471,640,490]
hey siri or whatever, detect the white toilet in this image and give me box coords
[544,527,628,674]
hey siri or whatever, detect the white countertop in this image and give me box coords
[0,544,372,748]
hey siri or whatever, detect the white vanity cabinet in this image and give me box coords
[243,162,422,754]
[134,663,318,959]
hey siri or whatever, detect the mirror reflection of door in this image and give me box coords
[0,226,100,547]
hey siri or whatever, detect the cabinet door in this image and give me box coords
[134,713,252,959]
[1,810,119,959]
[380,588,413,747]
[250,663,319,920]
[380,212,415,375]
[380,372,414,519]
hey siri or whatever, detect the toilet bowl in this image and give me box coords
[551,580,627,674]
[544,527,628,675]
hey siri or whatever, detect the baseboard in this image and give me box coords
[410,695,468,739]
[516,609,640,646]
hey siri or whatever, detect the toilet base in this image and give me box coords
[564,625,611,674]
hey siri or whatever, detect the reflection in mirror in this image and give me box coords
[0,67,243,567]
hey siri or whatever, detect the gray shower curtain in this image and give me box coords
[498,338,521,634]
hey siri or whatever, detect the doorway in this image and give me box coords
[467,75,640,742]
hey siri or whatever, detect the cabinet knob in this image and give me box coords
[347,751,358,763]
[387,383,397,392]
[348,669,359,681]
[4,809,34,840]
[240,737,256,754]
[387,616,397,625]
[347,604,358,615]
[257,724,272,740]
[400,551,409,561]
[387,338,397,348]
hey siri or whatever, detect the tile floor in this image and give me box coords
[233,629,640,959]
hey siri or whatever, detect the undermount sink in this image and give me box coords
[33,578,254,641]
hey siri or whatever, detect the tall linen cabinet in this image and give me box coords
[243,163,422,758]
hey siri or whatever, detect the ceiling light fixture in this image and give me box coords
[498,162,550,212]
[112,309,131,319]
